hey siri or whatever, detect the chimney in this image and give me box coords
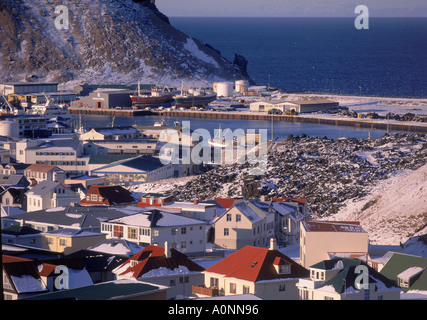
[164,241,171,258]
[193,199,199,205]
[269,238,277,251]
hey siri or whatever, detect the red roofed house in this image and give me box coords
[193,239,309,300]
[80,185,137,206]
[300,220,369,269]
[113,242,204,299]
[138,192,175,207]
[24,164,66,185]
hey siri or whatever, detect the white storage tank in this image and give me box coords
[235,80,249,93]
[0,120,19,139]
[216,82,233,97]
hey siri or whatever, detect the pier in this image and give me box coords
[68,107,154,117]
[68,107,427,134]
[157,110,427,133]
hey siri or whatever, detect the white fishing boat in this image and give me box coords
[28,94,72,121]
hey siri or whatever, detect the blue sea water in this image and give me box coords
[169,17,427,98]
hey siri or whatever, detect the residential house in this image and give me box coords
[80,185,137,207]
[1,223,42,247]
[162,200,218,223]
[0,187,27,210]
[0,174,30,188]
[24,164,66,184]
[25,180,80,212]
[0,163,30,175]
[113,243,204,299]
[193,239,309,300]
[299,220,369,268]
[271,200,310,246]
[379,252,427,299]
[2,255,93,300]
[100,207,207,255]
[90,155,174,186]
[79,127,141,141]
[2,205,130,234]
[87,238,145,257]
[213,200,275,250]
[297,257,401,300]
[62,248,130,284]
[41,228,107,255]
[138,192,175,207]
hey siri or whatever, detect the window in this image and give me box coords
[113,225,124,238]
[91,194,98,201]
[224,228,229,236]
[210,277,219,289]
[279,284,286,291]
[60,239,67,246]
[128,227,137,239]
[179,276,189,284]
[243,286,250,294]
[181,227,186,234]
[230,283,236,294]
[236,214,241,222]
[181,241,186,249]
[171,228,177,235]
[170,279,176,286]
[226,214,232,221]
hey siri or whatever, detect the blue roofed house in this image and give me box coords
[90,155,174,186]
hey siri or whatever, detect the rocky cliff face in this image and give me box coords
[0,0,251,87]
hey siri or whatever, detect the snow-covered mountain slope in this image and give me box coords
[332,162,427,246]
[0,0,250,87]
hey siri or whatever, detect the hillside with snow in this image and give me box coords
[0,0,250,87]
[331,162,427,247]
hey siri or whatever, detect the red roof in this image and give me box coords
[116,245,204,279]
[214,197,243,209]
[25,164,58,173]
[204,246,309,282]
[3,255,32,263]
[272,197,306,205]
[81,185,136,206]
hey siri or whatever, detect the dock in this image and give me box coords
[158,110,427,133]
[68,107,155,116]
[68,107,427,134]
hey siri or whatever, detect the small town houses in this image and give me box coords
[1,188,427,300]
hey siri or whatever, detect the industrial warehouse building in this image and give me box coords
[70,88,134,109]
[0,82,58,95]
[250,99,339,114]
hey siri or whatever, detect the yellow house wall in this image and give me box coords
[42,234,106,254]
[300,227,369,268]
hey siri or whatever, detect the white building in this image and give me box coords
[100,208,207,255]
[90,155,174,186]
[16,139,89,175]
[25,180,80,212]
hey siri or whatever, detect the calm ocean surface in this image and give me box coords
[80,114,397,140]
[170,17,427,98]
[80,18,426,139]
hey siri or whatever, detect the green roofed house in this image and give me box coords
[297,257,401,300]
[22,279,168,300]
[379,252,427,300]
